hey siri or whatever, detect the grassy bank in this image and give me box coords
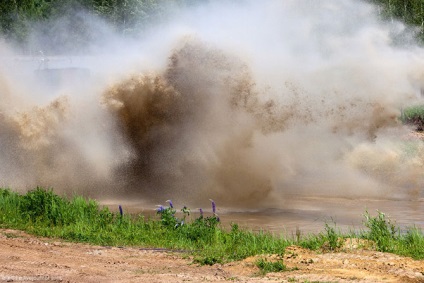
[0,187,423,265]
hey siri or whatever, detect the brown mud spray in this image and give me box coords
[1,1,424,207]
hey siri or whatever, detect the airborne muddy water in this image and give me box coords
[1,1,424,233]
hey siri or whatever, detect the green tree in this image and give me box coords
[369,0,424,42]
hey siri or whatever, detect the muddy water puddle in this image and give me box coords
[221,198,423,235]
[102,197,423,235]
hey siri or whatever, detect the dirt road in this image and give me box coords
[0,229,423,283]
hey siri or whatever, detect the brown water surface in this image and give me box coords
[102,197,423,236]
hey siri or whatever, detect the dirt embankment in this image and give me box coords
[0,229,423,283]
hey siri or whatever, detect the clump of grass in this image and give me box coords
[255,257,287,275]
[3,232,20,238]
[297,221,343,252]
[324,221,343,251]
[400,227,424,259]
[361,210,424,260]
[400,105,424,130]
[193,223,290,265]
[298,233,326,251]
[297,211,424,260]
[363,210,397,252]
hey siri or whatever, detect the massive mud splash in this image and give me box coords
[1,1,424,207]
[102,38,421,205]
[103,40,284,204]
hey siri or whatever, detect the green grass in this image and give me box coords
[362,210,424,259]
[0,187,423,266]
[299,211,424,260]
[400,105,424,130]
[255,257,287,275]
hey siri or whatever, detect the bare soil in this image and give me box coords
[0,229,423,283]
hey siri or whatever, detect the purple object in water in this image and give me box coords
[209,199,216,214]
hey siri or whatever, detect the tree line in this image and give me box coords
[0,0,206,53]
[1,0,424,53]
[369,0,424,41]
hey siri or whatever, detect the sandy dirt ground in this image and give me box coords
[0,229,423,283]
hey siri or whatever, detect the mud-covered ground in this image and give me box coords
[0,229,423,283]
